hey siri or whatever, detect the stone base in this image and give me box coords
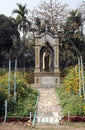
[34,72,60,87]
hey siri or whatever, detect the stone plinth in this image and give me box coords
[34,72,60,87]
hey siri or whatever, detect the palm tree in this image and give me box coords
[12,3,30,43]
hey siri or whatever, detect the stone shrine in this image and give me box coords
[34,32,60,87]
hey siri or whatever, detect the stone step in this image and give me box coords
[36,116,60,125]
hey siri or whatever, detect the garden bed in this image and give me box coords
[0,117,32,123]
[64,116,85,122]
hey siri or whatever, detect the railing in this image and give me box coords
[32,93,40,126]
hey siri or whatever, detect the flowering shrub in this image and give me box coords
[56,65,85,116]
[0,71,27,98]
[64,66,79,95]
[0,73,9,96]
[24,73,34,84]
[56,85,85,116]
[0,71,35,99]
[0,69,38,117]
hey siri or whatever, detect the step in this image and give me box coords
[36,116,60,125]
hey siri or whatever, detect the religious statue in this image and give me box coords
[42,50,51,71]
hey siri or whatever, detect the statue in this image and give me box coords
[42,50,51,71]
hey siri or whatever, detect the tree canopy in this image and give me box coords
[0,14,19,51]
[0,14,19,67]
[32,0,68,33]
[59,9,85,69]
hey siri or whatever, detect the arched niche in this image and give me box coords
[40,42,54,72]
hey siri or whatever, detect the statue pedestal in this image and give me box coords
[34,71,60,87]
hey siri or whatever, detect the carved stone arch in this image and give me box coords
[40,42,54,72]
[41,40,54,48]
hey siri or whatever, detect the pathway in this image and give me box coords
[36,88,62,125]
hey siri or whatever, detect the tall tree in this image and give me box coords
[79,1,85,38]
[33,0,68,33]
[60,10,85,69]
[0,14,19,67]
[63,10,82,39]
[12,3,30,43]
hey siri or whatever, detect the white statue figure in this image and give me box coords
[42,50,51,71]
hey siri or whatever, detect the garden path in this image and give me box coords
[36,88,62,125]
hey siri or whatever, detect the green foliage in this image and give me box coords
[63,95,84,116]
[0,15,19,51]
[60,9,85,70]
[0,91,7,117]
[0,70,38,117]
[0,68,7,76]
[0,14,19,67]
[56,86,85,116]
[60,67,69,77]
[7,88,38,117]
[24,73,34,84]
[63,66,79,95]
[56,66,85,116]
[12,3,30,42]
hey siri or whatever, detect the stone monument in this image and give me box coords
[34,32,60,87]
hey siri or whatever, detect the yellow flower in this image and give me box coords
[80,95,82,98]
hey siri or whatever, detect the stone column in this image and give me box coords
[35,36,40,73]
[35,46,40,72]
[54,37,59,73]
[54,46,59,67]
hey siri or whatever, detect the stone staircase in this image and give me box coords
[36,88,62,125]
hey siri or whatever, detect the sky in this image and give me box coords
[0,0,83,17]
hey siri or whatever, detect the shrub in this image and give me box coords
[0,69,38,117]
[7,88,38,117]
[56,86,85,116]
[56,65,85,116]
[0,91,7,117]
[0,68,7,76]
[24,73,34,84]
[63,66,79,95]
